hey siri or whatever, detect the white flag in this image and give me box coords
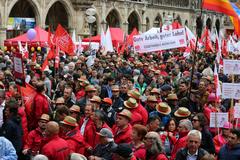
[105,26,114,52]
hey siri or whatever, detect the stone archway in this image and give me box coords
[128,11,140,34]
[45,1,69,31]
[153,13,162,27]
[206,18,212,30]
[106,9,121,28]
[7,0,39,38]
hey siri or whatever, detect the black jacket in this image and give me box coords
[201,129,216,154]
[176,147,208,160]
[93,141,117,160]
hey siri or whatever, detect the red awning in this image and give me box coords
[4,26,49,47]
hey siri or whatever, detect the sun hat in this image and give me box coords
[147,96,158,102]
[39,114,50,122]
[85,85,97,92]
[60,116,78,127]
[118,109,132,120]
[90,95,101,103]
[124,98,138,109]
[70,105,80,113]
[166,94,178,101]
[150,88,160,94]
[174,107,191,118]
[156,102,171,115]
[128,89,141,100]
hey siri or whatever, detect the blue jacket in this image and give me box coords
[218,144,240,160]
[0,136,18,160]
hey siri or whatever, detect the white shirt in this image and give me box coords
[80,118,89,135]
[0,101,5,127]
[187,150,198,160]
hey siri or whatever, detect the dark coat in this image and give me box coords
[111,96,124,112]
[1,116,23,154]
[175,147,208,160]
[93,141,117,160]
[201,129,216,154]
[218,144,240,160]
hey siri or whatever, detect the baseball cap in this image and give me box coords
[97,128,113,138]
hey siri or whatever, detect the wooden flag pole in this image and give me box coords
[188,0,203,100]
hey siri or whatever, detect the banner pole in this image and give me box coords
[188,0,203,100]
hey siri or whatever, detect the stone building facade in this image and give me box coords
[0,0,233,46]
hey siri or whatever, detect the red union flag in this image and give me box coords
[17,83,37,117]
[55,24,75,56]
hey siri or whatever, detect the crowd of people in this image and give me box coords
[0,46,240,160]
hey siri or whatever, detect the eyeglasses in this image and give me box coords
[192,119,199,122]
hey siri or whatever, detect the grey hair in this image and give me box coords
[188,129,202,140]
[33,154,48,160]
[179,119,193,131]
[145,131,165,154]
[70,153,87,160]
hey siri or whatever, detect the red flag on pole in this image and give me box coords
[17,83,37,117]
[55,24,75,56]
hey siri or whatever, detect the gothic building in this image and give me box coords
[0,0,233,46]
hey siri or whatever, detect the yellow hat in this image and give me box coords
[147,96,158,102]
[70,105,80,113]
[39,114,50,122]
[90,96,101,103]
[118,109,132,120]
[156,102,171,115]
[127,89,141,100]
[60,116,78,127]
[174,107,191,118]
[85,85,97,92]
[124,98,138,109]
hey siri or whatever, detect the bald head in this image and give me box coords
[46,121,59,136]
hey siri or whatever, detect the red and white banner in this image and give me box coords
[133,28,187,53]
[13,52,25,87]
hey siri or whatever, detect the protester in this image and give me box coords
[218,128,240,160]
[89,128,117,160]
[175,130,209,159]
[144,131,168,160]
[41,121,70,160]
[112,143,137,160]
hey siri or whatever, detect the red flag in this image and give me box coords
[17,84,37,117]
[172,21,182,29]
[55,24,75,56]
[201,28,214,52]
[41,49,55,71]
[55,46,60,68]
[127,28,139,46]
[222,39,228,57]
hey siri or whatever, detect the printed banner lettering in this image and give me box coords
[222,83,240,99]
[223,59,240,75]
[133,28,187,53]
[210,112,228,128]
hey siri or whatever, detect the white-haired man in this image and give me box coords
[175,130,208,160]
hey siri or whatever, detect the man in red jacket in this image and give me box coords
[60,116,90,155]
[41,121,70,160]
[112,109,132,144]
[170,119,193,160]
[84,110,111,148]
[23,114,50,156]
[79,104,94,135]
[29,81,50,130]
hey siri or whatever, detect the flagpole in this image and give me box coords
[188,0,203,100]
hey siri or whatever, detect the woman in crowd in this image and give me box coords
[144,131,168,160]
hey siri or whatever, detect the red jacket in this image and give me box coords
[135,103,148,125]
[84,123,111,147]
[213,134,227,154]
[29,93,49,130]
[18,107,28,145]
[148,153,168,160]
[79,117,93,135]
[112,124,132,144]
[64,128,90,155]
[24,127,44,155]
[170,131,188,160]
[132,143,146,160]
[41,135,70,160]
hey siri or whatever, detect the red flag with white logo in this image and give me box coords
[55,24,75,56]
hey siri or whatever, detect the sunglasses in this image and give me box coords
[192,119,199,122]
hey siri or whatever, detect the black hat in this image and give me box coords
[113,143,133,158]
